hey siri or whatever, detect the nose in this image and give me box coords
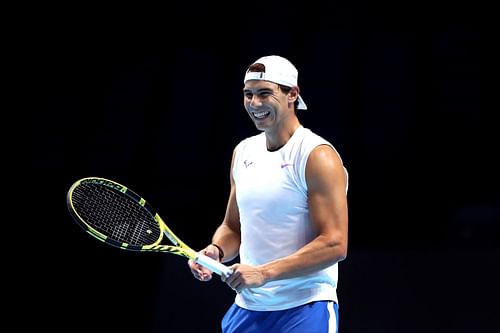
[249,95,262,108]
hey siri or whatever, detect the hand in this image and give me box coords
[223,264,266,293]
[188,245,220,282]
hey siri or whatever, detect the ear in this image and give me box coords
[288,87,299,104]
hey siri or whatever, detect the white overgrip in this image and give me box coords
[195,253,232,278]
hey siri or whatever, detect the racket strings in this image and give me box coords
[72,183,161,246]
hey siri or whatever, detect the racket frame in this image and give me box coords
[67,177,232,277]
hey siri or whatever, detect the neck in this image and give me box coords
[265,119,301,151]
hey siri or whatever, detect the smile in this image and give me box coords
[252,111,270,119]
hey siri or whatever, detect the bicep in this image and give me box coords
[222,148,241,234]
[306,145,348,238]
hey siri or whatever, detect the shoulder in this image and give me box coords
[302,128,347,175]
[306,145,348,193]
[306,141,349,193]
[308,145,343,168]
[300,127,345,165]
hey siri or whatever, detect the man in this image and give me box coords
[189,55,349,332]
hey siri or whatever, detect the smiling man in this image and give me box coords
[189,55,349,333]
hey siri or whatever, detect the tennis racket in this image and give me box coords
[66,176,232,277]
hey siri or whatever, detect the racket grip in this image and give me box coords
[195,253,232,278]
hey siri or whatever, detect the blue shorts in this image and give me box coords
[221,301,339,333]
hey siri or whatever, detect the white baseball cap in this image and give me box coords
[244,55,307,110]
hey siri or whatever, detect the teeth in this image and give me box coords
[253,111,269,118]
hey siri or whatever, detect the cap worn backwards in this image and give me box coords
[244,55,307,110]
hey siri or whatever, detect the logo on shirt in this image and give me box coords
[243,160,254,168]
[280,163,293,168]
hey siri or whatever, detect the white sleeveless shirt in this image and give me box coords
[232,125,347,311]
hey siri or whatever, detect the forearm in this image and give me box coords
[212,223,241,263]
[260,235,347,282]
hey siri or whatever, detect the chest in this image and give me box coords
[234,149,303,208]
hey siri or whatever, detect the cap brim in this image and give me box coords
[297,95,307,110]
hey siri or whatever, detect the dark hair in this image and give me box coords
[246,63,299,112]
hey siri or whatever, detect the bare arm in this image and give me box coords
[189,148,241,280]
[225,144,348,290]
[211,148,241,262]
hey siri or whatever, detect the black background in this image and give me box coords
[28,2,497,332]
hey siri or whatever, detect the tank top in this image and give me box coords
[232,125,347,311]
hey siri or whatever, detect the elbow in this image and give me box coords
[330,240,348,263]
[323,232,348,263]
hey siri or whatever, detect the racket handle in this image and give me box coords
[195,253,232,278]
